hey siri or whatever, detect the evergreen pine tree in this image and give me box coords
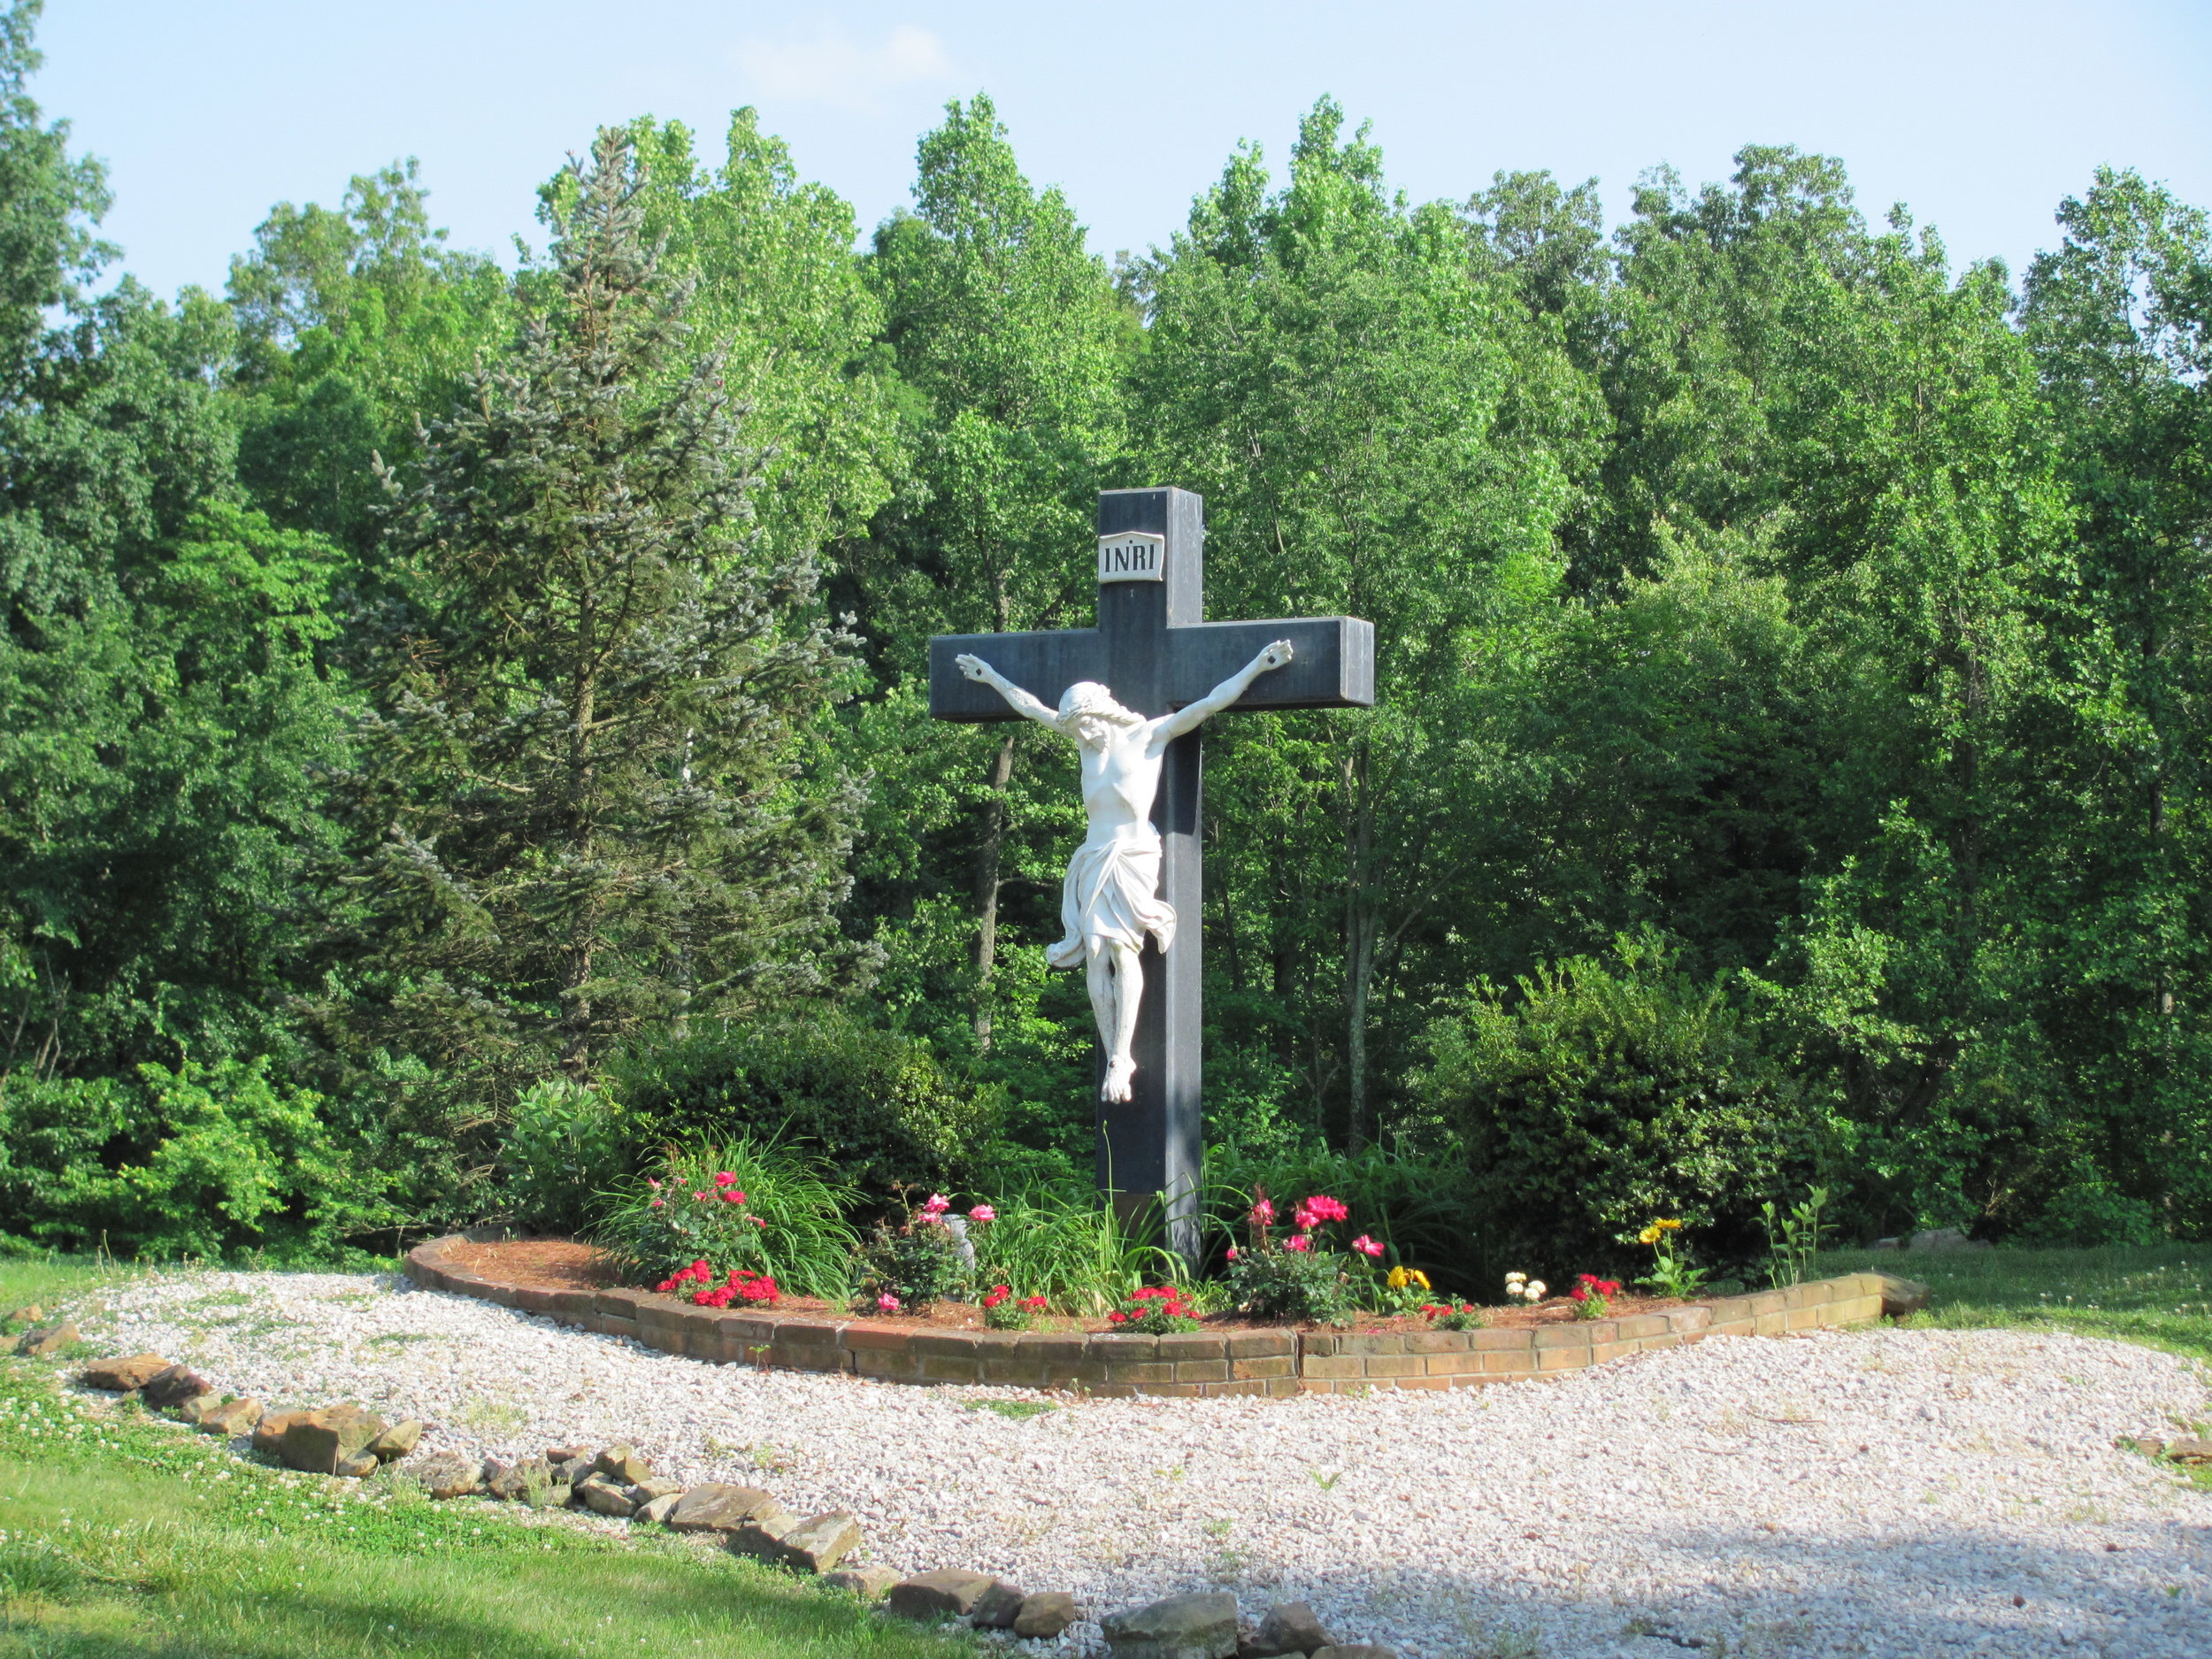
[327,129,866,1125]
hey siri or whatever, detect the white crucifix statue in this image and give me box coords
[929,488,1374,1251]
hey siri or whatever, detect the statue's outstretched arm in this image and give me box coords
[954,653,1061,730]
[1154,640,1293,744]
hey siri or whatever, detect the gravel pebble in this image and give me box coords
[79,1271,2212,1658]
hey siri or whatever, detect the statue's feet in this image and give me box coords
[1101,1056,1136,1102]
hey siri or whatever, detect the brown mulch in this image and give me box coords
[442,1237,1689,1335]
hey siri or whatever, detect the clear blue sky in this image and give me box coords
[34,0,2212,298]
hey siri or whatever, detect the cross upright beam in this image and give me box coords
[927,487,1373,1256]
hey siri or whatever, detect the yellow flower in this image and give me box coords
[1386,1265,1433,1291]
[1637,1224,1663,1245]
[1409,1269,1431,1290]
[1387,1265,1407,1289]
[1657,1217,1683,1231]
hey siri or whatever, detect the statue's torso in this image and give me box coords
[1079,727,1162,843]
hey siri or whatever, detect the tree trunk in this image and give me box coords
[1342,737,1378,1151]
[972,728,1016,1049]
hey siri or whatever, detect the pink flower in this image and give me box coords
[1249,1198,1275,1227]
[1225,1245,1240,1261]
[751,1216,766,1227]
[968,1203,996,1224]
[713,1171,740,1187]
[693,1191,710,1202]
[1292,1205,1318,1230]
[1283,1233,1311,1253]
[648,1178,661,1190]
[921,1193,951,1217]
[649,1197,665,1209]
[877,1294,902,1312]
[1351,1234,1384,1257]
[1303,1194,1349,1224]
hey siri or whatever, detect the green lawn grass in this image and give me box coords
[0,1256,971,1659]
[1816,1241,2212,1366]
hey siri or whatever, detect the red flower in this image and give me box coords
[1284,1233,1311,1253]
[982,1284,1011,1310]
[1018,1296,1048,1312]
[1107,1311,1127,1324]
[1302,1194,1349,1224]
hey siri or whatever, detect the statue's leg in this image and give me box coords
[1101,941,1143,1102]
[1084,942,1117,1087]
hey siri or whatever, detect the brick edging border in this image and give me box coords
[403,1232,1928,1399]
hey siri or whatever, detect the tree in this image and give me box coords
[321,130,866,1148]
[851,94,1130,1081]
[227,159,512,558]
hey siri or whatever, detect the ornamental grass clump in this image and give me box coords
[595,1136,856,1299]
[1224,1191,1359,1325]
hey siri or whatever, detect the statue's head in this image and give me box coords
[1056,680,1142,746]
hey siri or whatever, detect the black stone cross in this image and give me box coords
[928,487,1374,1254]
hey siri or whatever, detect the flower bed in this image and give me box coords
[407,1232,1930,1399]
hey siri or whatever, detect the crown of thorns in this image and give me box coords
[1056,681,1141,726]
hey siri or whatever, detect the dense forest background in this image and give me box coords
[3,0,2206,1277]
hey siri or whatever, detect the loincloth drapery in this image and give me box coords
[1046,828,1178,968]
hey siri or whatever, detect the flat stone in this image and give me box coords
[634,1491,683,1525]
[1102,1591,1240,1659]
[365,1420,423,1462]
[173,1392,222,1425]
[1243,1601,1335,1656]
[4,1305,42,1324]
[592,1442,653,1485]
[544,1444,590,1463]
[549,1454,593,1489]
[410,1450,482,1500]
[13,1321,77,1357]
[279,1404,388,1474]
[576,1474,638,1517]
[483,1455,555,1502]
[725,1507,797,1561]
[334,1451,380,1479]
[885,1569,997,1620]
[1014,1592,1080,1640]
[1311,1647,1395,1659]
[666,1483,785,1535]
[971,1579,1027,1628]
[765,1513,858,1575]
[140,1363,213,1409]
[627,1477,682,1503]
[196,1398,264,1438]
[2166,1437,2212,1463]
[824,1564,902,1600]
[80,1352,169,1392]
[251,1409,305,1457]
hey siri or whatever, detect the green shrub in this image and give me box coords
[1207,1143,1479,1295]
[854,1209,970,1313]
[1409,934,1832,1277]
[592,1137,856,1300]
[500,1079,629,1234]
[611,1014,996,1210]
[2023,1185,2165,1248]
[0,1056,388,1260]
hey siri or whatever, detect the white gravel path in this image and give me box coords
[69,1271,2212,1659]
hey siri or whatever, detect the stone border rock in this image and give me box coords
[404,1232,1928,1399]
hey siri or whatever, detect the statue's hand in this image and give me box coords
[1258,639,1294,671]
[955,653,993,683]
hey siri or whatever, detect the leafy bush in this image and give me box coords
[1409,934,1832,1276]
[592,1137,856,1299]
[854,1208,970,1313]
[0,1057,388,1260]
[2023,1185,2165,1248]
[500,1079,629,1233]
[1207,1143,1482,1296]
[611,1014,997,1210]
[1221,1193,1360,1325]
